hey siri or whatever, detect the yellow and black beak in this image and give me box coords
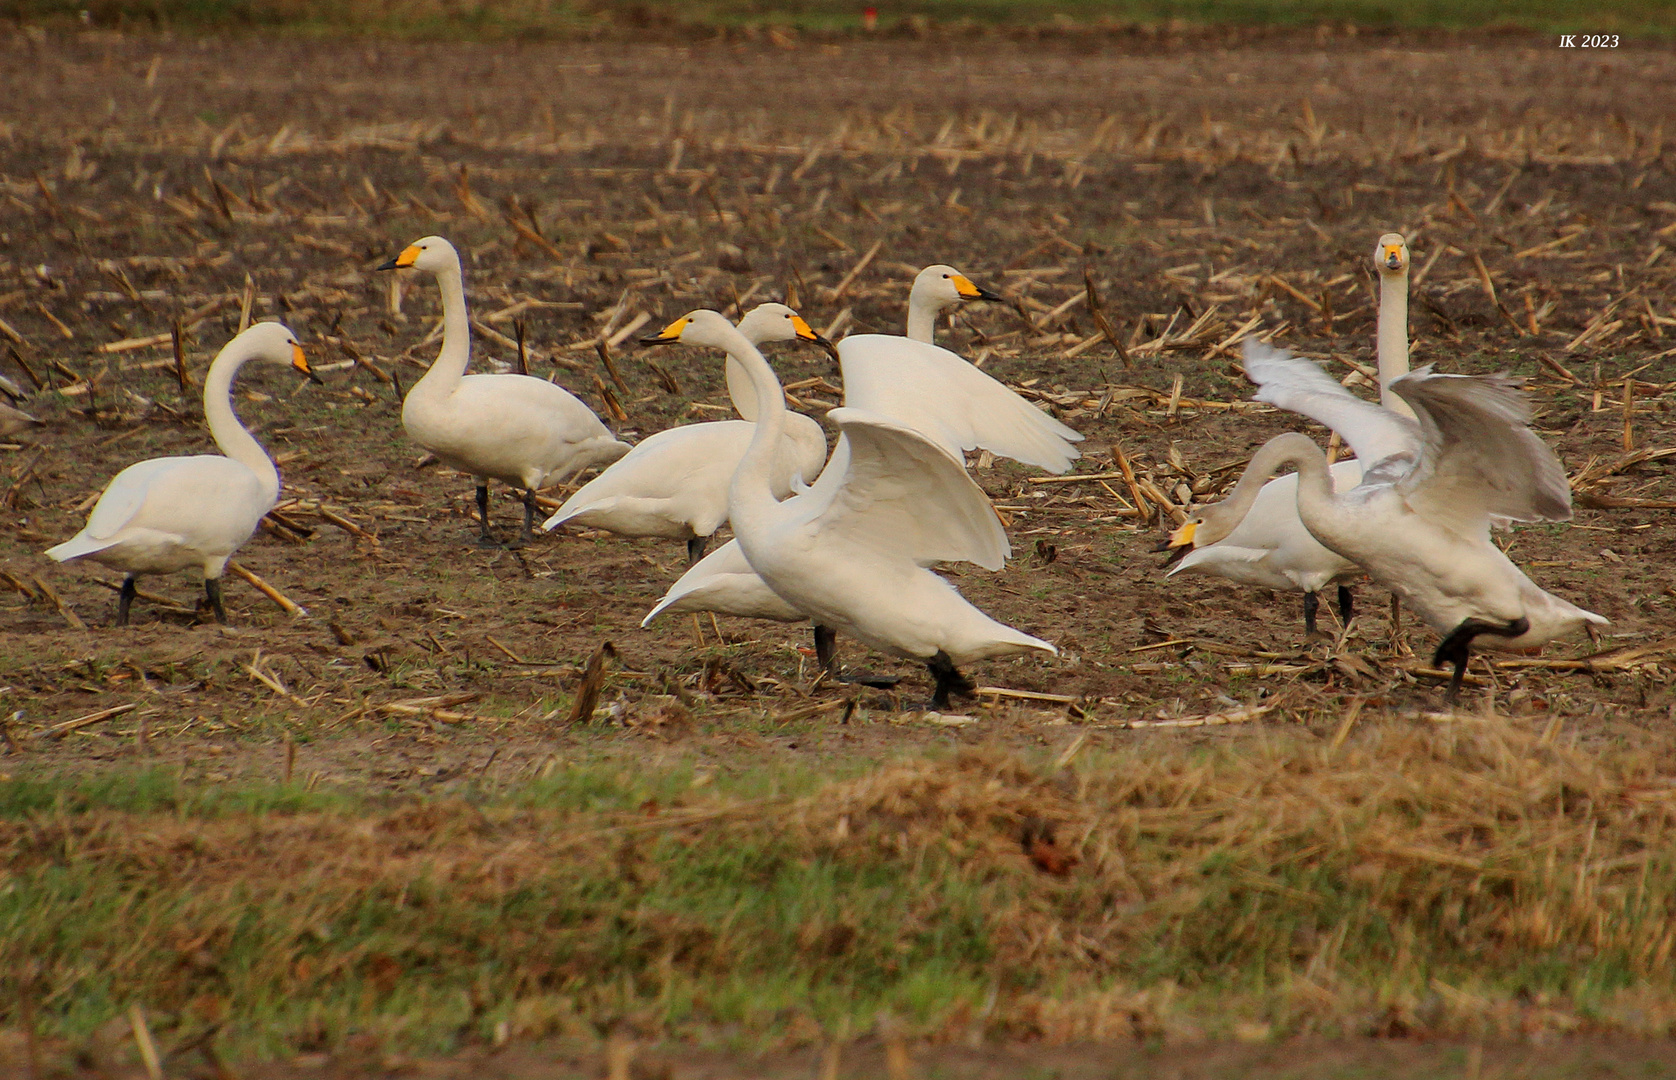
[1156,520,1197,566]
[375,244,422,272]
[292,343,324,385]
[953,274,1004,303]
[792,315,841,363]
[1381,244,1405,271]
[639,316,689,347]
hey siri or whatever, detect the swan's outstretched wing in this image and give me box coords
[837,334,1083,473]
[789,411,1009,570]
[1392,368,1572,535]
[1242,340,1420,477]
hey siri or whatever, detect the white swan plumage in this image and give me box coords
[1164,234,1417,632]
[830,264,1082,473]
[44,322,317,625]
[377,236,629,545]
[643,310,1053,706]
[541,303,828,564]
[1197,342,1603,699]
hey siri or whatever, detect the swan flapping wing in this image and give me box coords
[790,411,1010,570]
[1391,367,1572,534]
[1242,339,1419,475]
[837,334,1083,473]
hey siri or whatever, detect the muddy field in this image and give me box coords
[3,24,1676,1076]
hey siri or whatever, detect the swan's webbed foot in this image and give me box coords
[1302,590,1320,637]
[116,575,137,627]
[813,624,838,677]
[1433,616,1530,703]
[1337,585,1354,625]
[686,535,711,567]
[927,650,976,710]
[205,577,228,625]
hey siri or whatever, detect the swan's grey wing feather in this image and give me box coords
[1392,368,1572,535]
[791,409,1010,570]
[1241,340,1420,471]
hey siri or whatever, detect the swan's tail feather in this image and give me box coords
[44,533,114,563]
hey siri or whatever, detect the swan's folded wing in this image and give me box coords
[1392,368,1572,534]
[793,411,1010,570]
[1242,340,1420,473]
[84,458,183,539]
[543,421,749,528]
[838,335,1083,473]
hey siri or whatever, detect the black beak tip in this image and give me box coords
[638,335,671,348]
[306,370,325,386]
[975,286,1005,303]
[1156,541,1191,567]
[374,258,400,272]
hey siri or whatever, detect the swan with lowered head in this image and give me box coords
[542,303,829,565]
[643,310,1055,707]
[1162,235,1418,634]
[827,264,1083,473]
[376,236,629,546]
[44,322,319,625]
[1182,343,1603,700]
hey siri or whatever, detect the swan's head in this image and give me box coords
[375,235,458,275]
[1159,502,1239,564]
[639,309,743,351]
[234,321,321,383]
[1375,233,1409,275]
[910,263,1003,313]
[736,303,839,361]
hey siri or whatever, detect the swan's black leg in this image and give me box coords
[116,575,137,627]
[686,535,710,567]
[1433,616,1530,704]
[927,650,975,710]
[508,488,537,548]
[1337,585,1354,625]
[814,624,838,676]
[205,577,228,625]
[1302,590,1320,636]
[475,483,496,547]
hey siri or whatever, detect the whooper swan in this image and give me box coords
[1163,234,1417,634]
[45,322,318,625]
[542,304,828,565]
[830,264,1082,473]
[643,310,1054,707]
[1181,342,1602,700]
[376,236,629,546]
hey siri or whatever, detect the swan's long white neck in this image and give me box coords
[1247,432,1348,545]
[413,257,471,398]
[202,341,279,503]
[719,327,788,536]
[905,282,940,344]
[1377,266,1416,420]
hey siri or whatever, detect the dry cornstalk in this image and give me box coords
[46,702,137,739]
[226,560,306,615]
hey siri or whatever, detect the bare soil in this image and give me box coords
[3,25,1676,1076]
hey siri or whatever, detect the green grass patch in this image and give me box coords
[7,722,1676,1067]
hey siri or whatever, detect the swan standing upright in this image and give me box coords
[643,310,1055,707]
[45,323,319,625]
[541,304,829,565]
[830,264,1083,473]
[1162,233,1418,634]
[1182,343,1603,700]
[376,237,629,546]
